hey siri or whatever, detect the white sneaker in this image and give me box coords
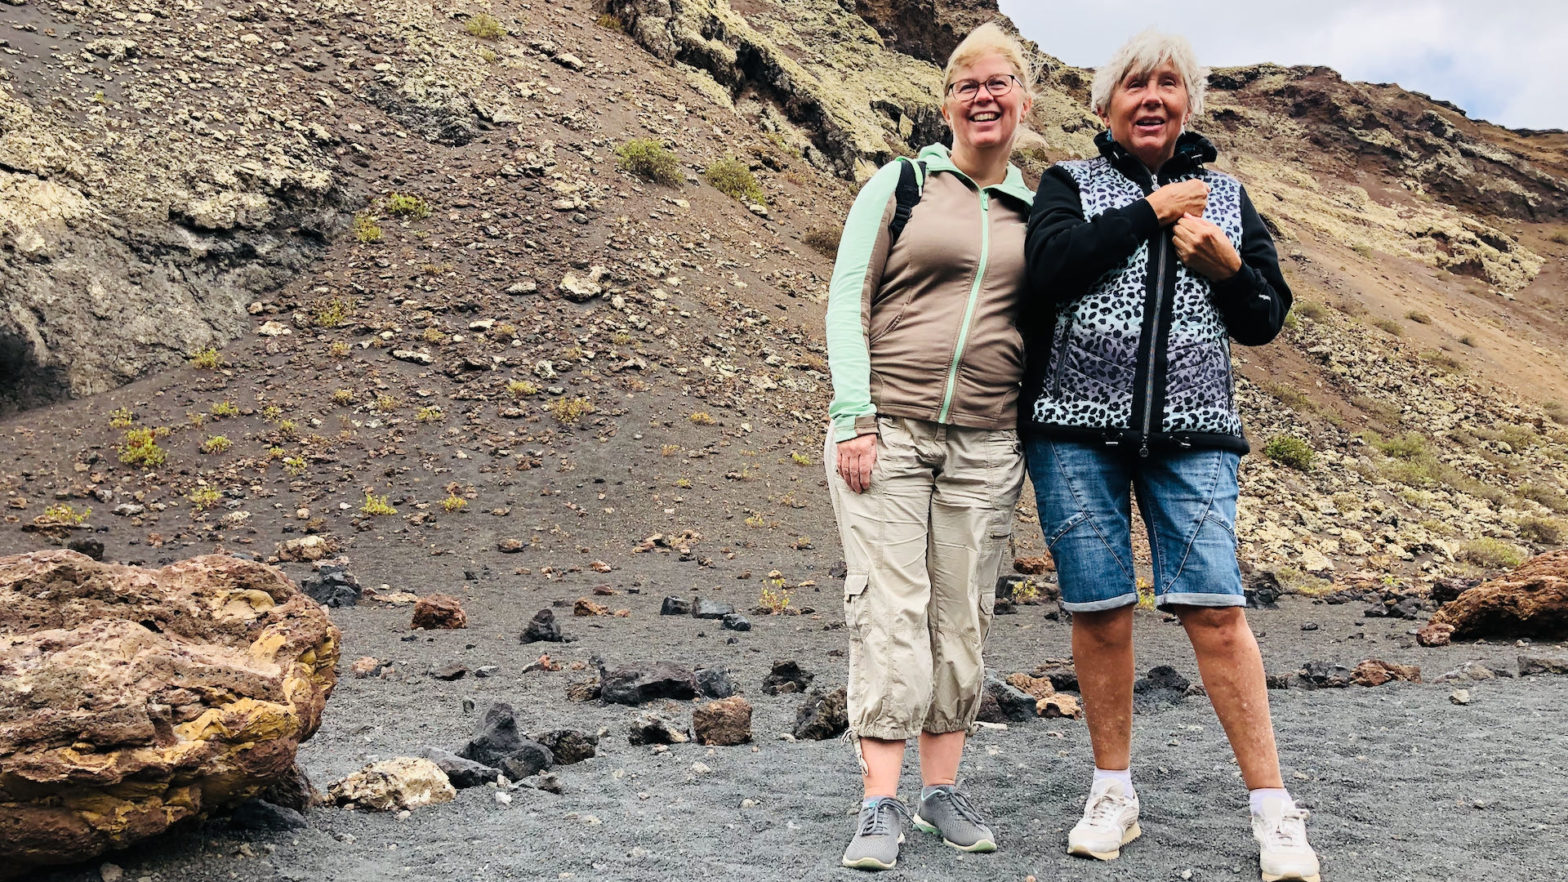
[1067,778,1141,860]
[1252,800,1321,882]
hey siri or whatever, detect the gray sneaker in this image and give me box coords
[913,786,997,852]
[842,797,911,870]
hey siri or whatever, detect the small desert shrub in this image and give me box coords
[118,427,168,468]
[495,322,519,338]
[506,379,538,399]
[1367,431,1427,460]
[789,451,813,466]
[689,411,716,426]
[353,212,382,243]
[596,12,623,31]
[464,12,506,39]
[361,493,397,516]
[1519,482,1568,513]
[332,388,355,405]
[210,400,239,419]
[547,397,594,426]
[705,157,765,205]
[329,340,352,358]
[1545,401,1567,424]
[190,347,222,370]
[661,444,680,456]
[43,504,90,525]
[1281,310,1299,331]
[201,435,232,454]
[314,298,349,328]
[744,510,767,528]
[283,456,308,476]
[375,394,398,412]
[1371,317,1403,336]
[274,419,300,441]
[188,486,221,511]
[1352,242,1374,259]
[1263,435,1314,471]
[802,227,840,259]
[1458,334,1476,347]
[1456,537,1527,569]
[1405,309,1432,324]
[422,327,448,345]
[109,407,135,429]
[416,406,444,423]
[1516,515,1566,545]
[440,494,468,513]
[758,584,791,613]
[1262,381,1315,414]
[386,192,431,219]
[615,139,682,185]
[1419,349,1464,373]
[675,477,692,488]
[1293,300,1326,320]
[1548,228,1568,246]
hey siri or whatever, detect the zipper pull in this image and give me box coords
[1139,440,1150,458]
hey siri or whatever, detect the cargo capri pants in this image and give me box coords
[825,415,1024,742]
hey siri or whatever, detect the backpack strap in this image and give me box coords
[887,158,927,245]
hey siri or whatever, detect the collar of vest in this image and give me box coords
[914,143,1036,206]
[1094,130,1219,185]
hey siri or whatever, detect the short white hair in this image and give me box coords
[1090,30,1207,117]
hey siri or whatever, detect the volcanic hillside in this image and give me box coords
[3,0,1568,598]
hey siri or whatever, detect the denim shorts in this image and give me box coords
[1025,438,1245,612]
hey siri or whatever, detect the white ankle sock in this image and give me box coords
[1093,767,1133,790]
[1249,787,1294,815]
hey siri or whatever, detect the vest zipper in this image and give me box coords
[937,188,990,424]
[1140,234,1170,458]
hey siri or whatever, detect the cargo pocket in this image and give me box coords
[843,573,869,630]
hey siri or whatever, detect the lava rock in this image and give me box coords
[534,729,598,765]
[227,799,307,833]
[721,613,751,632]
[65,537,105,561]
[659,596,692,615]
[431,663,469,681]
[1429,550,1568,640]
[417,747,498,789]
[628,713,691,745]
[1518,654,1568,676]
[1299,661,1353,689]
[520,608,564,643]
[693,599,735,619]
[301,564,361,608]
[498,742,555,779]
[1351,659,1422,687]
[793,687,849,741]
[695,667,736,698]
[599,660,698,705]
[1133,665,1191,710]
[328,758,455,812]
[761,659,814,695]
[457,702,528,766]
[982,672,1037,722]
[411,594,467,630]
[693,696,752,746]
[1244,569,1282,608]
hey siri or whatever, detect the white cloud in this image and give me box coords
[997,0,1568,129]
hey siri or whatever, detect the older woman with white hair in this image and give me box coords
[1021,30,1319,882]
[824,20,1036,872]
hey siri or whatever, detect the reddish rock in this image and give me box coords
[692,696,752,746]
[574,597,609,616]
[0,550,339,878]
[1417,621,1455,647]
[1351,659,1422,687]
[1006,672,1055,700]
[1014,555,1055,575]
[411,594,467,629]
[1429,549,1568,640]
[1037,693,1083,719]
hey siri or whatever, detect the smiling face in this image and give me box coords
[942,54,1031,155]
[1100,60,1191,171]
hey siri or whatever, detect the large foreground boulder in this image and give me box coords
[1427,549,1568,640]
[0,550,340,878]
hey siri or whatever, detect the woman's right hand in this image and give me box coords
[836,433,878,494]
[1146,179,1209,226]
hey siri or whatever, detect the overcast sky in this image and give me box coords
[998,0,1566,131]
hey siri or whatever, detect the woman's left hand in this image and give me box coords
[1172,214,1243,281]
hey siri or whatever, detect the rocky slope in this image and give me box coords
[0,0,1564,632]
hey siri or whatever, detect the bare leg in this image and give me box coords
[1175,605,1284,790]
[861,737,907,799]
[918,730,966,787]
[1072,606,1136,771]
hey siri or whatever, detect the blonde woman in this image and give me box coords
[824,22,1034,871]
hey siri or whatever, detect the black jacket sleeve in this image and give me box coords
[1025,165,1161,307]
[1209,186,1292,346]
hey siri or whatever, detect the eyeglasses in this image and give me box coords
[946,74,1020,102]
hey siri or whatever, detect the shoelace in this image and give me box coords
[1259,808,1311,849]
[929,788,986,826]
[1083,789,1130,825]
[858,798,913,837]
